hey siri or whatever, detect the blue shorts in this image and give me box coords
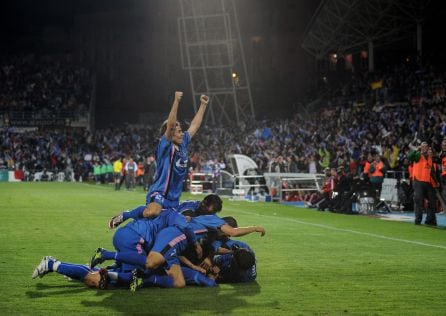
[146,192,179,209]
[151,227,188,269]
[113,227,147,271]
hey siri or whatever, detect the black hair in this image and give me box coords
[98,268,110,290]
[201,194,223,213]
[233,248,255,270]
[222,216,238,228]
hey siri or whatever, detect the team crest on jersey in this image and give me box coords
[175,158,188,168]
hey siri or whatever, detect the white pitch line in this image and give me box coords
[232,209,446,250]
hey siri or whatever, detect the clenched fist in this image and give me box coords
[200,95,209,105]
[175,91,183,102]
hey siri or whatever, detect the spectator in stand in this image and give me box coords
[349,156,359,177]
[308,168,337,209]
[287,155,298,173]
[318,145,330,170]
[272,155,287,173]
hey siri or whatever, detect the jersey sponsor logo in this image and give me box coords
[169,249,177,257]
[175,158,188,168]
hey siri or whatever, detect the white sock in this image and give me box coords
[52,261,61,272]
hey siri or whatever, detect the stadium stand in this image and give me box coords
[1,53,446,216]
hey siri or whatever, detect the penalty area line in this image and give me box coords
[232,209,446,250]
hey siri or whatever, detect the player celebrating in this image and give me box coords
[109,91,209,227]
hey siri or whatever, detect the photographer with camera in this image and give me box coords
[408,141,437,226]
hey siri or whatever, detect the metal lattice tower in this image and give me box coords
[302,0,431,59]
[178,0,255,125]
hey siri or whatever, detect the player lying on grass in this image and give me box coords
[91,208,208,288]
[183,216,257,284]
[31,255,216,290]
[210,218,257,283]
[108,193,223,229]
[130,216,258,290]
[32,256,111,289]
[93,213,265,289]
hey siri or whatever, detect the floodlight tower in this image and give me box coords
[178,0,255,125]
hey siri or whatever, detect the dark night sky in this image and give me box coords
[2,0,445,60]
[0,0,132,46]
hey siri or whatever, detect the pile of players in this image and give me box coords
[31,91,266,291]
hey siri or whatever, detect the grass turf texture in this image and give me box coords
[1,182,446,315]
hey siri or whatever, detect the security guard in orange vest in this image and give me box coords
[368,154,386,197]
[408,141,437,226]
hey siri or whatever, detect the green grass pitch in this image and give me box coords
[1,182,446,315]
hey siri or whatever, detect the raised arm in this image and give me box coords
[219,223,266,237]
[187,95,209,138]
[165,91,183,140]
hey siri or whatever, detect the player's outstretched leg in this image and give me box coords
[32,256,56,279]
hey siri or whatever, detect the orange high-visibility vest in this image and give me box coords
[136,163,144,177]
[441,155,446,176]
[370,161,384,177]
[412,154,434,183]
[363,162,371,174]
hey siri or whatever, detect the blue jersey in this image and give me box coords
[124,209,196,250]
[176,200,200,214]
[189,214,226,232]
[147,131,191,204]
[187,219,211,240]
[212,239,253,253]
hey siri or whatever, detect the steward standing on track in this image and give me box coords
[408,141,437,226]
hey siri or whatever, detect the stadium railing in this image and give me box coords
[263,172,325,202]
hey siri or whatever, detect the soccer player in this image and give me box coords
[176,193,223,216]
[31,255,214,290]
[93,209,201,268]
[92,208,210,288]
[32,256,111,289]
[108,193,223,229]
[198,216,257,283]
[100,213,265,289]
[108,91,209,227]
[142,91,209,218]
[212,247,257,283]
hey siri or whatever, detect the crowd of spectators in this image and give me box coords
[0,54,91,122]
[1,60,446,191]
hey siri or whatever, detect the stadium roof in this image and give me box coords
[302,0,431,58]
